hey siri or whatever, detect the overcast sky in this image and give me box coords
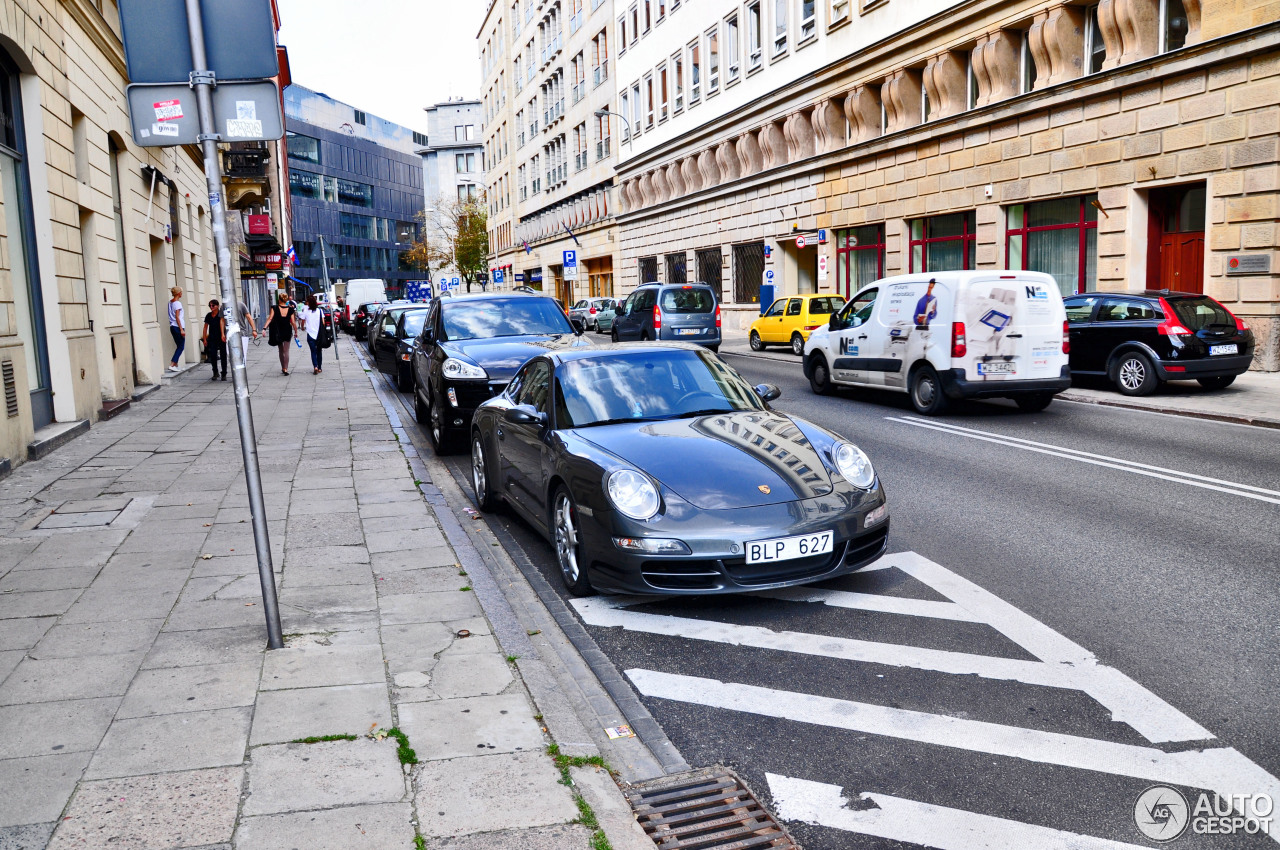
[276,0,485,134]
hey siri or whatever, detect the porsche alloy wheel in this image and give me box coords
[553,488,593,596]
[472,435,497,511]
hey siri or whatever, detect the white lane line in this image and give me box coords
[898,415,1280,498]
[575,595,1118,694]
[753,587,983,623]
[767,773,1154,850]
[886,552,1213,744]
[885,416,1280,505]
[630,669,1280,827]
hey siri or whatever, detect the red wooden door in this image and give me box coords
[1159,231,1205,294]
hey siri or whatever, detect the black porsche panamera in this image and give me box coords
[469,343,890,596]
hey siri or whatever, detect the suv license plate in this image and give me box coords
[676,328,701,336]
[977,361,1017,375]
[1210,344,1238,356]
[745,531,834,564]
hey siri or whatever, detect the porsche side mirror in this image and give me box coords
[754,384,782,403]
[504,405,546,426]
[422,328,435,344]
[570,317,585,335]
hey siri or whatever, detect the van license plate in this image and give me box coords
[746,531,833,565]
[1210,344,1238,356]
[977,361,1017,375]
[676,328,700,336]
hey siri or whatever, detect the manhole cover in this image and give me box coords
[624,767,797,849]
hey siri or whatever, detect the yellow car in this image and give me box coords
[749,294,847,356]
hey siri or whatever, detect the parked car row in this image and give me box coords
[356,289,889,599]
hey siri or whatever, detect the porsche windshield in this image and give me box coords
[442,298,574,341]
[554,350,764,428]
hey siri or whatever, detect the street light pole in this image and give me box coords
[185,0,283,649]
[593,108,633,153]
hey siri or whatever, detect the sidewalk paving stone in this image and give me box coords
[141,625,265,670]
[278,583,378,615]
[0,617,55,650]
[422,824,596,850]
[0,565,101,592]
[85,707,252,779]
[260,645,385,690]
[0,698,119,760]
[378,590,483,625]
[242,740,406,816]
[397,694,545,761]
[117,659,261,718]
[234,802,416,849]
[0,652,145,705]
[249,684,392,745]
[414,751,578,838]
[0,752,91,826]
[29,619,163,659]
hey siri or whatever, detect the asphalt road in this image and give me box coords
[380,337,1280,849]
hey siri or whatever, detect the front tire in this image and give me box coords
[427,389,458,455]
[1113,352,1159,397]
[552,487,594,597]
[749,331,764,351]
[396,363,412,392]
[808,354,834,396]
[1014,392,1055,412]
[790,333,805,356]
[471,433,498,512]
[1198,375,1235,390]
[909,365,950,415]
[414,386,429,425]
[610,329,619,343]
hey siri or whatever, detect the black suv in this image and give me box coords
[1063,290,1254,396]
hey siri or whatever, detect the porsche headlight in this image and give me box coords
[605,469,660,520]
[443,358,488,380]
[832,442,875,490]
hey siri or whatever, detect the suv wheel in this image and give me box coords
[610,329,619,343]
[414,386,429,425]
[1114,352,1159,397]
[790,333,805,356]
[808,354,834,396]
[1198,376,1235,390]
[749,331,764,351]
[909,365,950,415]
[428,392,457,454]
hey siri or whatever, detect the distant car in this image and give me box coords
[750,294,847,355]
[468,343,889,596]
[514,285,538,294]
[353,301,385,340]
[367,304,417,357]
[1063,290,1255,396]
[569,297,614,331]
[611,283,721,351]
[594,299,624,334]
[411,293,593,453]
[365,301,411,347]
[371,307,431,392]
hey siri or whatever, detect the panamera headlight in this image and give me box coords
[605,469,660,520]
[832,442,875,490]
[443,358,488,380]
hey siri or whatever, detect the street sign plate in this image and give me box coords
[127,81,284,147]
[818,256,829,281]
[764,270,775,282]
[119,0,280,84]
[796,235,807,249]
[563,250,579,280]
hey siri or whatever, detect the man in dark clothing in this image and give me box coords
[202,299,228,381]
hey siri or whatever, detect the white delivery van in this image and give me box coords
[804,271,1071,414]
[343,279,388,327]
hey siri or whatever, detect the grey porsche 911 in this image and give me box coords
[469,342,889,596]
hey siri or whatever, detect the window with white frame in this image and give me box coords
[620,90,630,137]
[1020,30,1038,92]
[657,0,666,20]
[707,26,720,92]
[773,0,788,54]
[673,52,684,110]
[630,4,639,42]
[725,15,740,81]
[631,82,642,129]
[799,0,815,39]
[831,0,848,23]
[643,0,651,31]
[689,39,701,102]
[644,73,655,127]
[1084,5,1106,73]
[747,2,763,68]
[658,63,669,121]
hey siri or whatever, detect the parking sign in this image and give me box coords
[563,249,579,280]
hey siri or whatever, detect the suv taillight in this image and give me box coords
[951,322,967,358]
[653,304,662,331]
[1156,298,1191,336]
[715,304,721,328]
[1062,319,1070,354]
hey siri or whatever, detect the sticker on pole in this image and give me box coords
[226,119,265,138]
[152,123,180,138]
[153,99,183,121]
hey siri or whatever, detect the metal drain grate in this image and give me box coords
[624,767,797,849]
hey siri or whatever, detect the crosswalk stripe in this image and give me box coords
[752,586,984,622]
[629,669,1280,823]
[766,773,1156,850]
[574,595,1150,697]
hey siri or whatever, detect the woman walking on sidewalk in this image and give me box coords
[298,294,324,375]
[265,291,296,375]
[167,287,185,371]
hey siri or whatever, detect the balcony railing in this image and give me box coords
[597,136,611,160]
[224,149,270,179]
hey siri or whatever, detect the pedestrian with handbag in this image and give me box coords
[167,287,185,372]
[235,297,258,366]
[265,291,296,375]
[299,294,326,375]
[202,299,228,381]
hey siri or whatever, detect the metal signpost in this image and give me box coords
[318,237,338,360]
[120,0,284,649]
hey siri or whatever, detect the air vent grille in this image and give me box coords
[2,360,17,419]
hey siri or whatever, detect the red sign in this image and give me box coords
[254,253,283,270]
[796,235,807,249]
[247,214,271,235]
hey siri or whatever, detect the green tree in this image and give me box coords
[410,194,490,292]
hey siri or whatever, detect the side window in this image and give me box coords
[786,298,802,316]
[1064,298,1097,324]
[764,299,786,317]
[843,288,878,328]
[1097,298,1156,322]
[506,362,529,400]
[623,292,640,315]
[518,360,552,412]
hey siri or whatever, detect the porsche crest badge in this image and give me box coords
[757,485,771,494]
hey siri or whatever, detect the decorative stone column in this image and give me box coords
[882,69,922,134]
[972,30,1020,107]
[715,140,739,182]
[1182,0,1202,45]
[844,85,882,143]
[682,155,702,193]
[1117,0,1160,65]
[652,167,670,204]
[639,171,656,207]
[784,110,816,160]
[923,51,968,120]
[812,97,846,155]
[698,148,720,188]
[666,160,685,199]
[1028,11,1051,90]
[759,119,788,170]
[1097,0,1123,70]
[736,130,764,176]
[1044,5,1086,84]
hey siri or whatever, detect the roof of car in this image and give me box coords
[547,341,711,364]
[635,282,715,289]
[440,291,556,303]
[1066,290,1213,300]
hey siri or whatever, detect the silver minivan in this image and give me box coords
[611,283,721,351]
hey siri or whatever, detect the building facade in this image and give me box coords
[419,99,486,287]
[613,0,1280,370]
[0,0,291,474]
[284,84,425,300]
[480,0,621,303]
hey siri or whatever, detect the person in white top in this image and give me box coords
[298,294,325,374]
[167,287,185,371]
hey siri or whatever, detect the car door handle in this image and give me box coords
[1007,333,1023,338]
[857,334,868,340]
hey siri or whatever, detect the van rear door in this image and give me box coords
[659,286,718,343]
[955,274,1066,382]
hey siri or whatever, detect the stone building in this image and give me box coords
[480,0,621,303]
[0,0,291,474]
[613,0,1280,369]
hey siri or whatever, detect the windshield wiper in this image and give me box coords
[670,408,737,419]
[578,416,667,428]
